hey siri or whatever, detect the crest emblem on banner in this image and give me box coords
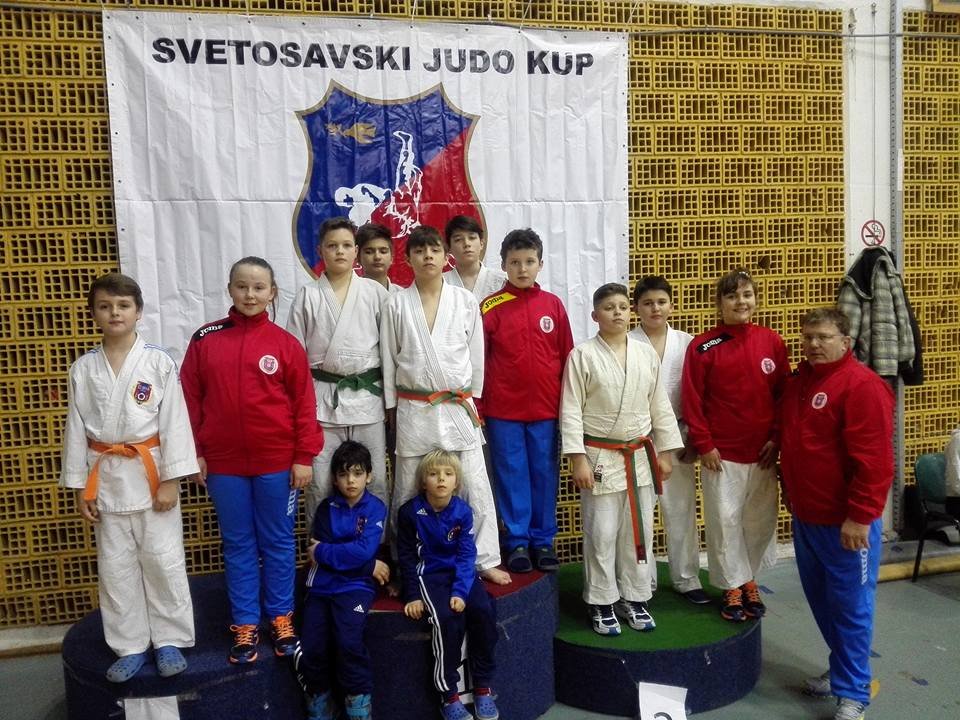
[294,82,483,285]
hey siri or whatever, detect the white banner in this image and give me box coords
[103,10,628,356]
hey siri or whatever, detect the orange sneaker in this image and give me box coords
[741,580,766,618]
[721,588,746,622]
[228,624,259,664]
[270,611,299,657]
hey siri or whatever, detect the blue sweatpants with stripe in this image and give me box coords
[420,573,497,697]
[485,417,559,552]
[296,589,374,696]
[793,517,881,705]
[206,471,298,625]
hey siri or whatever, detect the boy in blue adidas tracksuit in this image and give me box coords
[397,450,500,720]
[297,441,389,720]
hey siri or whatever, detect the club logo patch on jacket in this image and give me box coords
[259,355,279,375]
[356,516,367,536]
[760,357,776,375]
[811,392,828,409]
[446,524,462,542]
[132,381,152,405]
[539,315,555,333]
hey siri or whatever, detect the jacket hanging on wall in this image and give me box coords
[836,246,923,385]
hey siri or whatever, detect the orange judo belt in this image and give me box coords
[582,433,662,564]
[83,434,161,502]
[395,385,480,427]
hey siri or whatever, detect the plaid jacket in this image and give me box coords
[837,247,918,381]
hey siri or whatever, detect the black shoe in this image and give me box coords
[681,588,711,605]
[532,546,560,572]
[506,546,533,573]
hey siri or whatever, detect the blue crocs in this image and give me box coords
[473,693,499,720]
[305,690,339,720]
[155,645,187,677]
[440,698,473,720]
[344,693,372,720]
[105,651,148,683]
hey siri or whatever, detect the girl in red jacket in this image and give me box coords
[181,257,323,664]
[681,269,789,622]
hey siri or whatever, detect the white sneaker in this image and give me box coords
[803,671,831,697]
[613,599,656,631]
[588,604,621,636]
[834,698,866,720]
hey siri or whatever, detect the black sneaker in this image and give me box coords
[229,624,259,664]
[681,588,711,605]
[588,604,621,635]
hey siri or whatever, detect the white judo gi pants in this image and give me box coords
[95,507,195,656]
[580,484,655,605]
[392,446,501,571]
[307,422,388,523]
[658,460,703,593]
[701,459,778,589]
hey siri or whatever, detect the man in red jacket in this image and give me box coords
[780,308,894,720]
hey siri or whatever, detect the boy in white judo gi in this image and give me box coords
[442,215,507,302]
[288,216,390,521]
[357,222,403,295]
[60,273,198,681]
[629,276,709,605]
[381,225,510,585]
[561,283,683,635]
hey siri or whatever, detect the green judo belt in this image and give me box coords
[311,366,383,409]
[582,433,663,564]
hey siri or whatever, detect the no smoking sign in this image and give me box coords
[860,219,885,247]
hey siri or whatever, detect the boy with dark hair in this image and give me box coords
[382,225,509,585]
[481,228,573,572]
[629,276,707,604]
[561,283,682,635]
[298,440,387,720]
[443,215,506,302]
[397,450,500,720]
[288,216,390,522]
[61,273,198,681]
[357,222,402,294]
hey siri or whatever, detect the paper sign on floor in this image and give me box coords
[124,697,180,720]
[637,681,688,720]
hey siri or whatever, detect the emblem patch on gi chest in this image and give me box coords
[760,357,776,375]
[811,392,828,409]
[259,355,279,375]
[539,315,555,333]
[133,381,152,405]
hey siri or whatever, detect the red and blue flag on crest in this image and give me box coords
[294,82,482,285]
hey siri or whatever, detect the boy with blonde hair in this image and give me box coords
[397,450,500,720]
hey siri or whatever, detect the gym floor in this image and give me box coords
[2,556,958,720]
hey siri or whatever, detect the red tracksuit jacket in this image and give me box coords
[480,282,574,422]
[180,307,323,476]
[682,322,790,464]
[780,352,894,525]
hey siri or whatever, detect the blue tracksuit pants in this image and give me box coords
[206,471,298,625]
[485,417,559,551]
[296,589,374,696]
[793,517,881,705]
[420,573,497,697]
